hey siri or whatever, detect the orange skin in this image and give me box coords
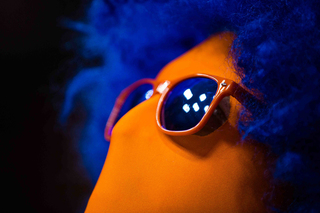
[85,32,269,213]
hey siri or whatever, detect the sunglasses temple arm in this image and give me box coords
[104,92,127,141]
[232,84,264,111]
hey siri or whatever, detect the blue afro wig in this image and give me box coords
[60,0,320,212]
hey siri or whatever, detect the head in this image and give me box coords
[85,32,271,212]
[60,1,320,212]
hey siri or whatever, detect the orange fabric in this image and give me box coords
[85,32,269,213]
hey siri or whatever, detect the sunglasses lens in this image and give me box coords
[116,84,153,124]
[161,77,218,131]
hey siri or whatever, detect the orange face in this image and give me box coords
[85,32,269,213]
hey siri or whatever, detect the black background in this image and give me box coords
[2,1,92,212]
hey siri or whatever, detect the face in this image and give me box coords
[85,32,269,212]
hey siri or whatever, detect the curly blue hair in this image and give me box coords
[232,1,320,212]
[61,0,320,211]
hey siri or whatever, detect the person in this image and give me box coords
[85,32,272,212]
[61,0,320,212]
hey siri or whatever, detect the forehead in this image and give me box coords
[156,32,239,83]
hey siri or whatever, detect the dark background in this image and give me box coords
[2,1,93,212]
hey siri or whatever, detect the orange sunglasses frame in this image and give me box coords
[105,73,256,141]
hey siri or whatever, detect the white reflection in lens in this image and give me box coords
[183,89,193,100]
[145,89,153,100]
[199,93,206,102]
[204,105,209,112]
[183,104,190,113]
[193,103,200,112]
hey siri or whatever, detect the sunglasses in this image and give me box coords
[105,73,257,141]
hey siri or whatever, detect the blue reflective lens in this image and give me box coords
[116,84,153,124]
[161,77,218,131]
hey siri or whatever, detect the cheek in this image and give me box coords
[86,95,269,213]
